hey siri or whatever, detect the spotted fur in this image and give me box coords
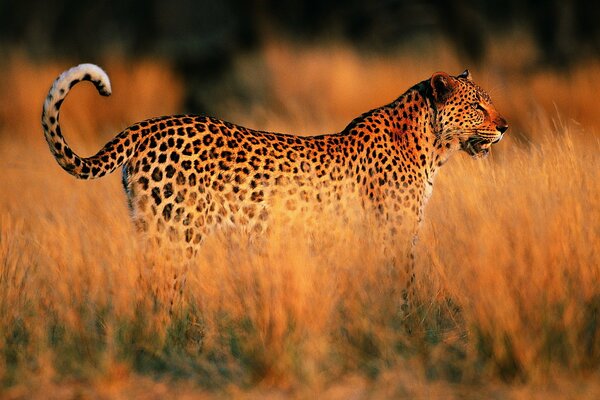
[42,64,507,300]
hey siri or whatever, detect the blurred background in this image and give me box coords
[1,0,599,124]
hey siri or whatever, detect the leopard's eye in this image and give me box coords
[471,102,485,111]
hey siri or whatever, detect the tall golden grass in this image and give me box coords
[0,40,599,398]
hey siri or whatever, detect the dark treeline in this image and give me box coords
[3,0,598,111]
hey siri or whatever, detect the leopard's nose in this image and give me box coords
[496,117,508,134]
[497,123,508,134]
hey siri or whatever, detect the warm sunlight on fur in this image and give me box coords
[1,42,599,398]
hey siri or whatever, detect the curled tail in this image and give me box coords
[42,64,135,179]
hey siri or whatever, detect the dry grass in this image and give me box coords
[0,40,599,398]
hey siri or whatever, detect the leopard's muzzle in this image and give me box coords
[462,133,505,158]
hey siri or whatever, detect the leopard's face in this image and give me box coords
[431,70,508,158]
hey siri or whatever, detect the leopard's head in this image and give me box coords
[430,70,508,158]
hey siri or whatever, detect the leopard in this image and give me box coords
[41,63,507,310]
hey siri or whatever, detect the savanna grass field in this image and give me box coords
[1,37,599,398]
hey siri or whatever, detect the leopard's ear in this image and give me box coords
[430,72,456,102]
[458,69,472,80]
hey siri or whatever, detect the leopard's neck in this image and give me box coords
[386,85,461,183]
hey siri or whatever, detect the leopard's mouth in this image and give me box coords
[462,134,503,158]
